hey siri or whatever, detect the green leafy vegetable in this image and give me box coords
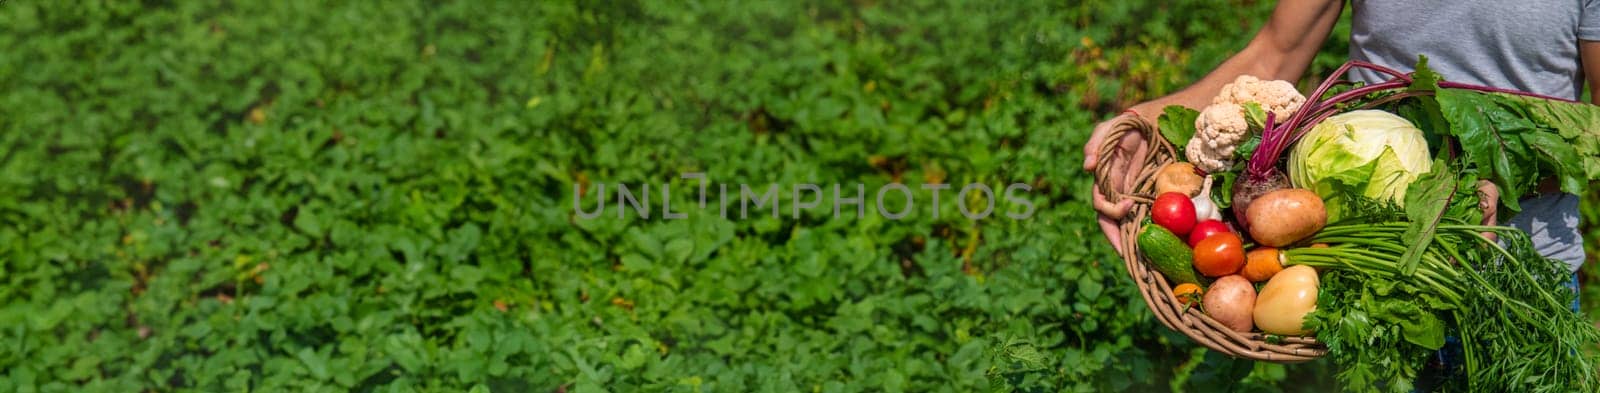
[1273,57,1600,392]
[1434,90,1542,210]
[1232,134,1262,161]
[1211,170,1238,208]
[1242,102,1269,131]
[1395,159,1457,276]
[1159,106,1201,151]
[1287,110,1433,221]
[1509,94,1600,180]
[1305,265,1441,391]
[1287,192,1599,392]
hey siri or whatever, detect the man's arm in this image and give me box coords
[1583,40,1600,105]
[1084,0,1344,252]
[1127,0,1345,115]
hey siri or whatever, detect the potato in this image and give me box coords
[1155,163,1204,196]
[1202,275,1256,333]
[1254,265,1319,335]
[1245,188,1327,247]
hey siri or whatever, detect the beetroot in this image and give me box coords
[1229,168,1289,235]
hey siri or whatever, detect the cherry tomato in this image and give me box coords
[1151,192,1197,235]
[1188,220,1231,247]
[1193,232,1246,277]
[1173,283,1204,306]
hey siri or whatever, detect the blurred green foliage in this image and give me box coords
[0,1,1588,392]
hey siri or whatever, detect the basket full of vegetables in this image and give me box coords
[1093,57,1600,390]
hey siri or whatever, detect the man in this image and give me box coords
[1083,0,1600,385]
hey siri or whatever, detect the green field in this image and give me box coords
[0,1,1594,392]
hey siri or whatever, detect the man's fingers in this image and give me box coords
[1092,184,1133,220]
[1480,208,1498,242]
[1084,120,1112,171]
[1476,180,1500,210]
[1477,180,1499,241]
[1092,185,1134,255]
[1098,215,1125,255]
[1085,114,1144,172]
[1119,132,1149,192]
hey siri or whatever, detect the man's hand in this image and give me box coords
[1477,180,1499,241]
[1084,112,1149,253]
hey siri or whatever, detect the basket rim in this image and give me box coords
[1093,114,1327,363]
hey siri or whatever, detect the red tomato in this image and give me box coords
[1194,232,1246,277]
[1188,220,1230,247]
[1151,192,1197,235]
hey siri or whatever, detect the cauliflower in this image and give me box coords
[1214,75,1306,119]
[1185,75,1307,172]
[1196,103,1249,149]
[1186,139,1232,173]
[1187,103,1249,172]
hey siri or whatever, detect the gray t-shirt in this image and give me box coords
[1348,0,1600,271]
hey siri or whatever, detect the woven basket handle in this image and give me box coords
[1091,115,1176,253]
[1092,115,1176,207]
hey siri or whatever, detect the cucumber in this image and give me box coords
[1136,224,1203,285]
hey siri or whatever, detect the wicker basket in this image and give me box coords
[1092,115,1326,363]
